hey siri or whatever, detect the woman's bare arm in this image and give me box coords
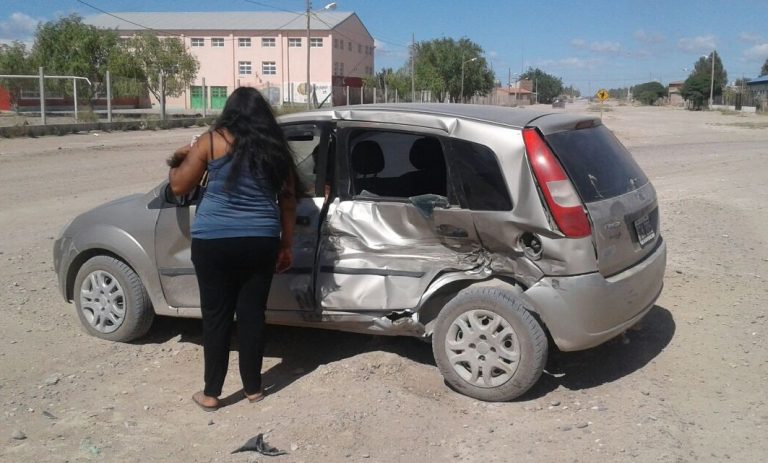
[168,133,210,196]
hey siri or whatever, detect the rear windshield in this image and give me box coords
[545,125,648,203]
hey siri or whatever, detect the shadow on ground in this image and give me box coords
[140,304,674,402]
[140,315,435,398]
[523,304,676,399]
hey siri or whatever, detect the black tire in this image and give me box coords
[73,256,154,342]
[432,287,547,401]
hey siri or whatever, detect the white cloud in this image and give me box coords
[0,12,40,43]
[739,32,763,44]
[677,35,716,53]
[634,29,665,44]
[590,41,621,53]
[536,57,602,70]
[743,43,768,61]
[570,38,621,54]
[571,38,586,48]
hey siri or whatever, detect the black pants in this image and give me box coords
[191,236,279,397]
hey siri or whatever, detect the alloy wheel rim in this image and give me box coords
[444,309,520,388]
[79,270,126,334]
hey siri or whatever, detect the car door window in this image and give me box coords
[283,123,325,197]
[347,130,450,200]
[447,139,512,211]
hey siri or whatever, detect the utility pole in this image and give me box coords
[411,33,415,102]
[709,49,716,109]
[306,0,312,109]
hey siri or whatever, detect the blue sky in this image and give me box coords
[2,0,767,94]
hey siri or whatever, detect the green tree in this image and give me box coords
[632,81,666,105]
[608,87,630,99]
[0,41,35,112]
[114,33,199,104]
[412,37,494,102]
[520,67,563,104]
[31,14,119,100]
[364,67,411,101]
[761,58,768,76]
[681,51,727,109]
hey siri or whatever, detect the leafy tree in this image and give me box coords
[632,81,666,105]
[680,73,710,109]
[761,58,768,77]
[31,14,119,100]
[364,67,411,101]
[0,41,35,112]
[520,67,563,104]
[680,51,727,109]
[113,33,199,104]
[412,37,494,102]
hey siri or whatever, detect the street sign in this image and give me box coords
[596,89,609,101]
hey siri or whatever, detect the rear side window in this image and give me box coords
[448,139,512,211]
[545,125,648,203]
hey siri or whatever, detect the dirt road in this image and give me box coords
[1,104,766,462]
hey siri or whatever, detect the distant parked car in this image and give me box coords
[552,98,566,108]
[54,104,666,401]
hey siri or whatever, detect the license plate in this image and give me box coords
[634,214,655,247]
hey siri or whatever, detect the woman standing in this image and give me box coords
[168,87,299,411]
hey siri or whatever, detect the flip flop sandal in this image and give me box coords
[192,391,219,412]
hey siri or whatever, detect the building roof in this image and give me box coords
[84,11,358,33]
[746,75,768,86]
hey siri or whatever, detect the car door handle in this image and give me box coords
[435,224,468,238]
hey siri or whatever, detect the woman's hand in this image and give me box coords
[275,246,293,273]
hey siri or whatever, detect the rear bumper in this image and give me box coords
[523,238,667,351]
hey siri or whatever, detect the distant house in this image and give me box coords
[84,11,374,110]
[668,80,685,106]
[470,83,532,106]
[746,75,768,110]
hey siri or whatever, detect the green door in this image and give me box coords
[211,87,228,110]
[190,86,203,110]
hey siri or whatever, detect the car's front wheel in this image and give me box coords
[432,287,548,401]
[74,256,154,342]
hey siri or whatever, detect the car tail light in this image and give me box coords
[523,128,591,238]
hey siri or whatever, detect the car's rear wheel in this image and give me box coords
[432,287,547,401]
[74,256,154,342]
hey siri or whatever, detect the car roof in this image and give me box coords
[279,103,599,134]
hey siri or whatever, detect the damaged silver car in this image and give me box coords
[54,104,666,401]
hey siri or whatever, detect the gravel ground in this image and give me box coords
[0,102,766,462]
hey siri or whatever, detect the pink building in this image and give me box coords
[85,11,374,110]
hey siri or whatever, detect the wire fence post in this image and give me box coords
[39,67,46,126]
[73,78,78,122]
[106,70,112,122]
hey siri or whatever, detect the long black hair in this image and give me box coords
[214,87,302,196]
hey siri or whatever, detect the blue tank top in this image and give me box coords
[191,153,281,239]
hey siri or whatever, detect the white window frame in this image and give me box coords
[262,61,277,75]
[191,37,204,47]
[262,37,276,48]
[310,37,323,48]
[238,61,252,75]
[239,37,251,47]
[211,37,225,48]
[288,38,302,48]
